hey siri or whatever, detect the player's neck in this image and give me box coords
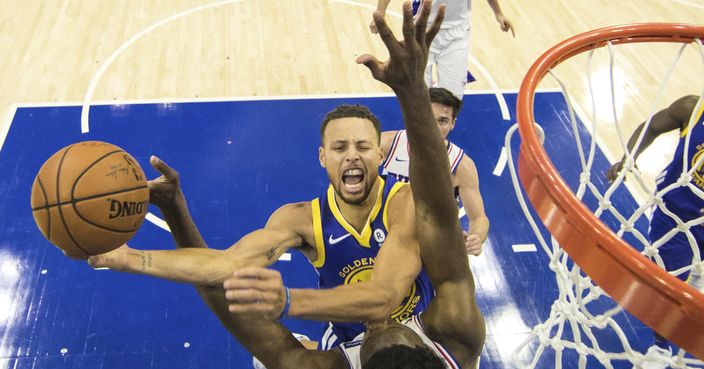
[336,176,381,233]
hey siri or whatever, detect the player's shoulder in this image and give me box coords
[277,201,313,216]
[384,181,413,223]
[389,180,411,199]
[381,129,400,138]
[671,95,700,125]
[268,201,313,227]
[677,95,699,110]
[380,130,401,153]
[455,152,477,173]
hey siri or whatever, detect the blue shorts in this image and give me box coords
[649,207,704,281]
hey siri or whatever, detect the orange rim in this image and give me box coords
[516,23,704,358]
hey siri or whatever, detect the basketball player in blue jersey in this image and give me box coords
[219,2,485,367]
[89,32,436,357]
[90,102,434,348]
[606,95,704,369]
[380,86,489,255]
[90,2,485,367]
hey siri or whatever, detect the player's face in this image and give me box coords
[319,118,383,205]
[432,102,456,140]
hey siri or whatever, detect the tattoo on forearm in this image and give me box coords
[266,248,277,260]
[140,252,153,271]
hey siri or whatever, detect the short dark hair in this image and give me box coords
[320,104,381,144]
[429,87,463,119]
[363,345,445,369]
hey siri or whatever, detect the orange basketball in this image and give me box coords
[30,141,149,258]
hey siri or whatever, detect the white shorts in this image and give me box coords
[426,23,472,98]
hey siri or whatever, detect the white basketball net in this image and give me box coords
[506,37,704,369]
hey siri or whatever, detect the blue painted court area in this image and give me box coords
[0,93,654,368]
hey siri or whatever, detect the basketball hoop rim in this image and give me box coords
[516,23,704,358]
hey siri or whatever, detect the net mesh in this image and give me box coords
[507,31,704,369]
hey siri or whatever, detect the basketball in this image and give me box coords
[30,141,149,258]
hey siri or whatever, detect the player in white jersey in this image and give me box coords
[381,87,489,255]
[371,0,514,98]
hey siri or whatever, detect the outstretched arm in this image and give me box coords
[95,157,342,368]
[360,2,484,365]
[88,158,307,285]
[606,95,699,182]
[89,226,302,285]
[224,187,422,323]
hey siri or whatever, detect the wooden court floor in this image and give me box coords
[1,0,703,185]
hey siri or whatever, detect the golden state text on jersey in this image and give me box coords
[309,175,435,347]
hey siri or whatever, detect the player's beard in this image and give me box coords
[332,173,376,206]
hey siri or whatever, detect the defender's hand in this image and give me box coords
[357,1,444,90]
[148,155,182,209]
[464,231,483,256]
[224,267,287,319]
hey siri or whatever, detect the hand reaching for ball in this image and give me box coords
[147,155,183,210]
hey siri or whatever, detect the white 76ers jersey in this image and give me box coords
[381,129,464,183]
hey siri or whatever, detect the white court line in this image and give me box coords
[467,53,510,121]
[0,104,18,153]
[512,244,537,253]
[279,253,292,261]
[77,0,400,133]
[146,212,171,232]
[81,0,247,133]
[13,88,564,109]
[458,206,466,219]
[24,92,406,108]
[493,147,508,176]
[78,0,512,133]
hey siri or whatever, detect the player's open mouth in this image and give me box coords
[342,168,364,193]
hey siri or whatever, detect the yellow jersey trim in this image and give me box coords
[383,181,408,230]
[310,198,326,268]
[327,177,386,247]
[681,100,704,138]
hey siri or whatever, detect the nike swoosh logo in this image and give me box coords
[394,157,409,162]
[328,233,352,245]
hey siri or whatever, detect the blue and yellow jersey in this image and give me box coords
[310,175,435,345]
[656,101,704,220]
